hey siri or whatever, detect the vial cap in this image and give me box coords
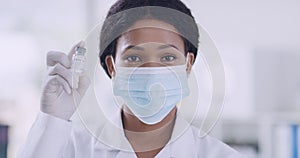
[75,47,87,55]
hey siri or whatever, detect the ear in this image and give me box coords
[105,55,116,78]
[186,52,194,74]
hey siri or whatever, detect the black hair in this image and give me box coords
[99,0,199,78]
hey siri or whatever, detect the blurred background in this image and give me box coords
[0,0,299,157]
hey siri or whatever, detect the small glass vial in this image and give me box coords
[71,47,86,89]
[72,46,87,75]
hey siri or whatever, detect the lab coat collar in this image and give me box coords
[94,109,198,157]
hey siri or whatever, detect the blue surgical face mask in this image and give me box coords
[112,62,190,125]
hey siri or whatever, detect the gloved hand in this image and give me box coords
[40,41,90,121]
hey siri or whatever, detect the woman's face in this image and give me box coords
[106,19,194,76]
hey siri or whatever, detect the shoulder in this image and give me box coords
[69,123,114,151]
[70,125,94,144]
[189,125,245,158]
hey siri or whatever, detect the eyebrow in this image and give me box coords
[124,44,180,52]
[157,44,179,50]
[125,45,144,51]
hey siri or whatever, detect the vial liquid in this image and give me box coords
[72,46,87,75]
[71,46,86,89]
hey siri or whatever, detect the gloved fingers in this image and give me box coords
[68,41,85,60]
[47,75,72,94]
[77,74,91,96]
[48,63,76,89]
[47,51,71,68]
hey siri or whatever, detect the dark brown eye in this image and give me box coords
[161,55,176,62]
[126,55,141,62]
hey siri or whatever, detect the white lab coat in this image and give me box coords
[18,111,244,158]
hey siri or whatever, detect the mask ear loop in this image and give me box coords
[109,55,117,78]
[186,53,191,78]
[109,56,126,110]
[186,53,190,67]
[177,53,190,109]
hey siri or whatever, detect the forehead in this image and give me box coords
[117,19,185,52]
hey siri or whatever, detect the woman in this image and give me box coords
[18,0,243,157]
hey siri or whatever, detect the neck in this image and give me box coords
[121,106,177,153]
